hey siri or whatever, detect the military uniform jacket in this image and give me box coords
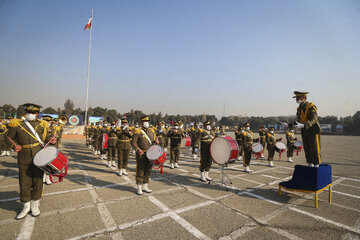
[7,119,50,164]
[296,101,321,134]
[266,133,281,150]
[89,126,96,139]
[131,127,157,151]
[0,124,8,147]
[235,130,243,142]
[197,129,215,144]
[167,128,184,147]
[241,130,256,149]
[47,125,61,145]
[259,129,266,143]
[116,126,133,149]
[286,131,295,147]
[107,127,118,147]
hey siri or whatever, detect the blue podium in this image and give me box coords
[279,164,332,208]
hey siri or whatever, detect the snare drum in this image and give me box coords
[146,145,167,174]
[294,140,303,155]
[33,146,69,183]
[275,142,287,160]
[210,136,239,165]
[252,143,264,160]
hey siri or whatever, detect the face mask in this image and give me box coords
[104,124,108,127]
[291,130,295,133]
[25,113,37,121]
[245,127,250,131]
[270,131,274,134]
[206,125,211,131]
[143,122,149,128]
[174,126,179,129]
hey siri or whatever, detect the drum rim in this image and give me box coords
[146,145,164,160]
[33,146,59,167]
[252,142,264,152]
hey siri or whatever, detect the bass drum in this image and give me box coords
[210,136,239,165]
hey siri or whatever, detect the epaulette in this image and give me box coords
[199,129,204,133]
[133,128,142,134]
[267,133,272,137]
[8,118,21,128]
[39,119,49,129]
[55,126,61,131]
[150,127,156,133]
[116,127,121,131]
[242,131,247,136]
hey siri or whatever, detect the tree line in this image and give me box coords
[0,99,359,135]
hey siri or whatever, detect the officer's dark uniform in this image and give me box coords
[294,91,321,165]
[107,122,118,163]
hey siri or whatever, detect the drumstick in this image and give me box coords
[44,134,57,148]
[7,137,19,148]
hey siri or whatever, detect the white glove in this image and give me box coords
[280,122,288,128]
[295,121,304,129]
[123,125,128,130]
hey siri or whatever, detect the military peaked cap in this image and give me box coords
[293,91,309,98]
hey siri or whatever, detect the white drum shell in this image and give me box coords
[252,143,263,153]
[146,145,163,160]
[33,146,59,167]
[294,140,303,147]
[275,142,286,150]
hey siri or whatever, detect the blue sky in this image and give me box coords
[0,0,359,118]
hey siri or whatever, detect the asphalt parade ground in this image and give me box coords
[0,134,359,240]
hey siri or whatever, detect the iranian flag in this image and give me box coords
[84,16,92,30]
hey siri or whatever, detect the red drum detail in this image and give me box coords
[102,134,109,150]
[275,142,287,160]
[146,145,167,174]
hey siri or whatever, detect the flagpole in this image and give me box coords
[84,9,93,126]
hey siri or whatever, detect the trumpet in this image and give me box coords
[59,115,68,124]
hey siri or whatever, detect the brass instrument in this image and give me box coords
[59,115,68,124]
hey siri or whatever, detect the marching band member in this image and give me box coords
[235,126,244,161]
[0,121,9,156]
[293,91,321,167]
[266,127,282,167]
[258,125,267,158]
[241,123,259,173]
[156,121,168,150]
[286,123,296,163]
[197,121,215,181]
[41,115,57,185]
[107,121,118,167]
[7,103,55,220]
[167,122,184,169]
[189,123,200,160]
[131,116,158,195]
[99,121,109,160]
[93,122,101,155]
[116,118,133,176]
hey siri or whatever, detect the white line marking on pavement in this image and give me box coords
[261,174,281,179]
[118,212,169,230]
[148,195,211,240]
[332,190,360,199]
[337,183,360,189]
[218,223,257,240]
[288,206,360,235]
[268,227,303,240]
[174,200,215,214]
[82,170,123,239]
[16,216,36,240]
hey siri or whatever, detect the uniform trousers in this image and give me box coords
[118,148,130,169]
[135,152,152,184]
[199,142,212,172]
[302,131,321,165]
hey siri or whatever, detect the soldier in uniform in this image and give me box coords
[93,122,101,155]
[156,121,167,150]
[99,121,109,160]
[266,127,282,167]
[197,121,215,181]
[286,123,296,163]
[258,125,267,158]
[234,126,244,161]
[293,91,321,167]
[241,123,259,173]
[189,123,200,160]
[106,121,118,167]
[7,103,55,220]
[116,118,133,176]
[0,121,9,156]
[88,122,95,150]
[167,122,184,169]
[131,116,158,195]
